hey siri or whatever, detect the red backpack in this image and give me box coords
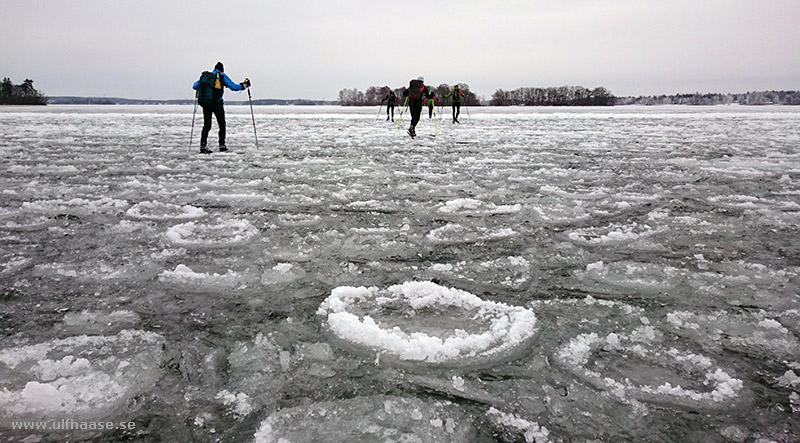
[408,79,424,101]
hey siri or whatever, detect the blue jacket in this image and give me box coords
[192,69,244,102]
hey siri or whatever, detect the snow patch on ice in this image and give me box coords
[777,370,800,389]
[0,330,163,422]
[215,389,255,418]
[486,407,550,443]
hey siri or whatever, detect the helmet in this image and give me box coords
[417,76,424,82]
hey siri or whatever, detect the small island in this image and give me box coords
[1,77,47,105]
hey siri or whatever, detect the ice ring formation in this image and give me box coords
[556,328,744,407]
[317,281,537,367]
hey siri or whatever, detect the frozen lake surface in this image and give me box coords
[0,104,799,442]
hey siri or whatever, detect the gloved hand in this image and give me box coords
[242,78,251,89]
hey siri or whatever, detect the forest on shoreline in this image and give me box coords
[338,84,798,106]
[616,90,800,106]
[3,73,796,106]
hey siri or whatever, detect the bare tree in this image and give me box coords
[337,88,365,106]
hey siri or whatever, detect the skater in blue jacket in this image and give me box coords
[192,62,250,153]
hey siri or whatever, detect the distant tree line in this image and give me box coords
[490,86,615,106]
[616,90,800,105]
[339,84,481,106]
[1,77,47,105]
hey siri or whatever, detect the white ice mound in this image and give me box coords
[426,223,517,244]
[565,221,660,245]
[165,218,259,248]
[158,264,254,291]
[340,199,403,213]
[253,395,476,443]
[317,281,537,368]
[437,198,521,215]
[276,212,322,227]
[0,330,163,423]
[125,201,206,221]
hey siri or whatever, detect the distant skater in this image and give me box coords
[445,84,464,124]
[426,93,438,118]
[192,62,250,154]
[402,76,433,138]
[383,89,398,122]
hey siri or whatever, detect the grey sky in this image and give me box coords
[2,0,798,100]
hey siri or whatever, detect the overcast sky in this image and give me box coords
[2,0,798,101]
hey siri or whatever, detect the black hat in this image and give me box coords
[214,62,224,72]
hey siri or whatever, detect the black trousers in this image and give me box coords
[200,101,226,147]
[386,104,394,118]
[410,103,423,127]
[452,102,461,119]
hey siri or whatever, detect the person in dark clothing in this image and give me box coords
[445,84,464,124]
[426,93,438,118]
[192,62,250,153]
[402,76,433,138]
[382,89,398,122]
